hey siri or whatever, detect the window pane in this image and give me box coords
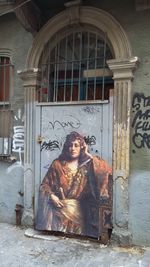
[0,109,12,137]
[0,56,13,149]
[0,57,10,102]
[40,28,114,102]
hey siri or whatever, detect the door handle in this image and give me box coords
[37,135,44,144]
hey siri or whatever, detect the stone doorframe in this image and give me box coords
[18,6,139,243]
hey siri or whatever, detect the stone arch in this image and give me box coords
[27,7,132,68]
[20,5,139,245]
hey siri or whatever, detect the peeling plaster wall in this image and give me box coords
[0,162,24,224]
[129,171,150,245]
[109,1,150,246]
[111,4,150,246]
[0,13,33,224]
[0,2,150,245]
[85,0,150,245]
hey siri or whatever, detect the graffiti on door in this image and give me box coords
[36,131,112,239]
[35,102,113,241]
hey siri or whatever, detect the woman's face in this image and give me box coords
[68,139,81,159]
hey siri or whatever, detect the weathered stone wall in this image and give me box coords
[91,0,150,245]
[112,2,150,247]
[1,2,150,245]
[0,13,33,224]
[82,0,150,245]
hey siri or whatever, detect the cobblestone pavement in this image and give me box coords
[0,223,150,267]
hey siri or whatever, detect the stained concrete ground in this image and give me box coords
[0,223,150,267]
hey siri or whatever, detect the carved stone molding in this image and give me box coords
[64,0,81,25]
[27,7,132,68]
[107,57,139,80]
[107,58,139,231]
[17,68,41,88]
[18,68,41,225]
[107,57,139,179]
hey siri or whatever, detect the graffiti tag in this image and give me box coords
[82,106,100,114]
[7,109,24,173]
[41,140,60,151]
[48,115,81,132]
[132,93,150,149]
[43,115,81,134]
[12,126,24,153]
[84,135,96,146]
[7,126,25,173]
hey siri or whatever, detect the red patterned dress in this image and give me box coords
[36,156,112,238]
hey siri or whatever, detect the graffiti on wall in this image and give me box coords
[132,93,150,151]
[12,126,24,153]
[7,109,24,173]
[13,109,24,158]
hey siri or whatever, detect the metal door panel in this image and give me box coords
[40,104,110,178]
[35,101,113,242]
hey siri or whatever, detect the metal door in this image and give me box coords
[35,92,113,242]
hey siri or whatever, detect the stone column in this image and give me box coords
[18,68,41,225]
[107,58,138,244]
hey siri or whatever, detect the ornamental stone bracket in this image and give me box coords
[17,68,41,88]
[107,57,139,239]
[107,57,139,80]
[64,0,82,25]
[18,68,41,225]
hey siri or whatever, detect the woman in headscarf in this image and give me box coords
[36,131,112,238]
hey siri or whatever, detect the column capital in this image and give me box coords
[107,57,139,80]
[64,0,81,25]
[17,68,41,87]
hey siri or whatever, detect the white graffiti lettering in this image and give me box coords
[12,126,24,153]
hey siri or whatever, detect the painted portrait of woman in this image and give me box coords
[35,131,112,238]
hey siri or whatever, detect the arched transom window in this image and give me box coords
[38,26,114,102]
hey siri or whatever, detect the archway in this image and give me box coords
[27,6,132,68]
[19,5,138,243]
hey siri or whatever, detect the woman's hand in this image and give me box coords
[82,141,93,159]
[100,188,109,198]
[50,194,64,208]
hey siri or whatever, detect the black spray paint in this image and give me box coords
[41,135,96,152]
[41,140,60,151]
[132,93,150,150]
[84,135,96,146]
